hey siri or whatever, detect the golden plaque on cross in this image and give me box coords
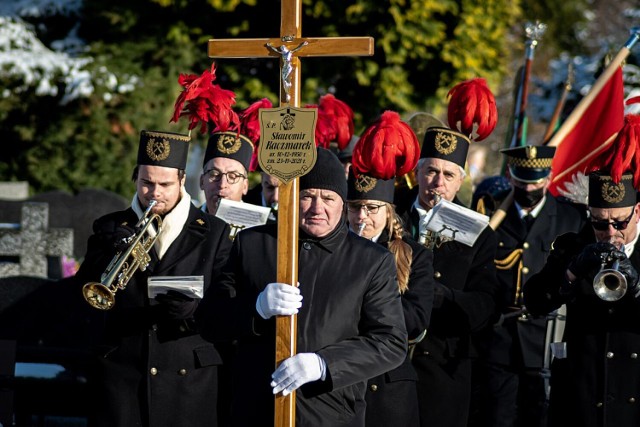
[258,106,317,183]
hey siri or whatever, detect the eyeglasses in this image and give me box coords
[590,209,635,231]
[204,169,246,184]
[347,203,385,215]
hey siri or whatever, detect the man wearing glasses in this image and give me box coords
[523,169,640,427]
[199,131,254,215]
[477,145,587,427]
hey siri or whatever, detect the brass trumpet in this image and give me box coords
[82,200,163,310]
[593,252,627,302]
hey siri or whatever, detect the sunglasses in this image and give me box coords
[590,209,635,231]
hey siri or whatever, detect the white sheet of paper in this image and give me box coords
[215,198,271,229]
[424,199,489,247]
[147,276,204,299]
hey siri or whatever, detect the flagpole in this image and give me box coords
[548,27,640,148]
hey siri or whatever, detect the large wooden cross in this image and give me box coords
[209,2,373,426]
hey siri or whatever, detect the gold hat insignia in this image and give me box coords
[218,133,242,154]
[526,146,537,159]
[601,180,625,204]
[355,175,377,193]
[434,131,457,156]
[146,138,171,161]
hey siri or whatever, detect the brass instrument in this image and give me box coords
[418,192,454,249]
[593,252,627,302]
[82,200,163,310]
[357,222,366,236]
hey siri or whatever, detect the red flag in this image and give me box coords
[548,66,625,196]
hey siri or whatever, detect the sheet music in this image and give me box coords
[215,198,271,229]
[423,199,489,247]
[147,276,204,299]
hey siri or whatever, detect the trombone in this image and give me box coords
[82,200,163,310]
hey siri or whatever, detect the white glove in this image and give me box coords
[271,353,326,396]
[256,282,303,320]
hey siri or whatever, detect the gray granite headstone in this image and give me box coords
[0,203,73,278]
[0,181,28,201]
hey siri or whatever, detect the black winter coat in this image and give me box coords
[399,197,500,427]
[524,225,640,427]
[365,232,435,427]
[197,221,407,427]
[76,205,232,427]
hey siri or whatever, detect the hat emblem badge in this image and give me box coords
[146,138,171,161]
[526,146,537,159]
[218,133,242,154]
[602,181,625,204]
[434,132,457,155]
[355,175,377,193]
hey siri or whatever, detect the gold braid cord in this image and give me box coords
[495,248,524,305]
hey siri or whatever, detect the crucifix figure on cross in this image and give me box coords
[266,40,308,102]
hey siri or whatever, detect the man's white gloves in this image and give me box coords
[271,353,327,396]
[256,282,303,319]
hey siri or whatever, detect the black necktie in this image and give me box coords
[524,214,535,232]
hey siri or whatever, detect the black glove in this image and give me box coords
[613,253,640,297]
[568,242,617,282]
[433,282,453,309]
[111,224,137,252]
[155,290,198,320]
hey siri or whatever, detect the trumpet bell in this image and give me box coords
[593,268,627,302]
[83,282,116,310]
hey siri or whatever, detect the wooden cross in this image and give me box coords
[209,2,373,426]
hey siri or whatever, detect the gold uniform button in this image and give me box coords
[522,267,530,275]
[631,353,638,359]
[596,402,603,408]
[370,384,378,392]
[434,271,442,279]
[498,242,504,247]
[150,367,158,376]
[630,397,636,404]
[606,352,615,359]
[523,242,530,249]
[179,369,187,376]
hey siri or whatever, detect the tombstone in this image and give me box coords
[0,188,129,262]
[0,202,73,278]
[0,181,28,201]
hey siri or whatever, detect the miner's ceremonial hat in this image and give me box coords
[588,171,636,208]
[501,145,556,183]
[203,131,254,172]
[137,130,190,170]
[420,126,471,168]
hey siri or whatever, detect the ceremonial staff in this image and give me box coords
[541,63,574,145]
[510,21,546,148]
[208,2,373,426]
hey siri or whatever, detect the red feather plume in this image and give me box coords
[309,95,355,149]
[447,78,498,142]
[351,111,420,180]
[588,104,640,187]
[170,63,239,134]
[239,98,273,172]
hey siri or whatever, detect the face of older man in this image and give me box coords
[299,188,344,238]
[589,203,640,250]
[136,165,185,216]
[417,158,464,209]
[200,157,248,214]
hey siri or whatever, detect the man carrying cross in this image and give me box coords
[196,147,407,426]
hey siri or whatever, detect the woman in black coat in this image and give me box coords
[347,190,434,427]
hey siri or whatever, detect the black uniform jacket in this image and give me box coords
[365,232,435,427]
[197,221,407,427]
[76,205,232,427]
[524,225,640,427]
[490,195,587,368]
[399,196,499,427]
